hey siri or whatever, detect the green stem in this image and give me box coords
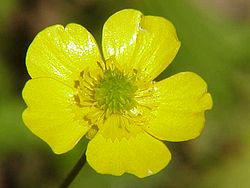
[59,149,87,188]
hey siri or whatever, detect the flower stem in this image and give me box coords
[59,149,87,188]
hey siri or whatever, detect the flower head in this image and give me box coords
[22,9,212,178]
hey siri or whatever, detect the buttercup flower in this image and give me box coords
[22,9,212,178]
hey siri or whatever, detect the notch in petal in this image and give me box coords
[26,24,103,86]
[102,9,180,81]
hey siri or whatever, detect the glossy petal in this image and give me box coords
[86,115,171,178]
[102,9,180,81]
[145,72,213,141]
[26,24,103,86]
[22,78,89,154]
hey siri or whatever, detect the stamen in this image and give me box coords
[80,70,84,78]
[96,61,106,71]
[74,58,159,136]
[87,72,99,82]
[83,78,95,87]
[82,85,94,92]
[74,94,81,104]
[74,80,80,88]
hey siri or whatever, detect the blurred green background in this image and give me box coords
[0,0,250,187]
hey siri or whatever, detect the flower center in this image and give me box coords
[73,59,159,135]
[94,69,137,113]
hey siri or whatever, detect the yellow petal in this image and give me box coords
[86,115,171,178]
[102,9,180,81]
[26,24,103,86]
[145,72,213,141]
[22,78,89,154]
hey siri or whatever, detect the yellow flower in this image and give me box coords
[22,9,212,178]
